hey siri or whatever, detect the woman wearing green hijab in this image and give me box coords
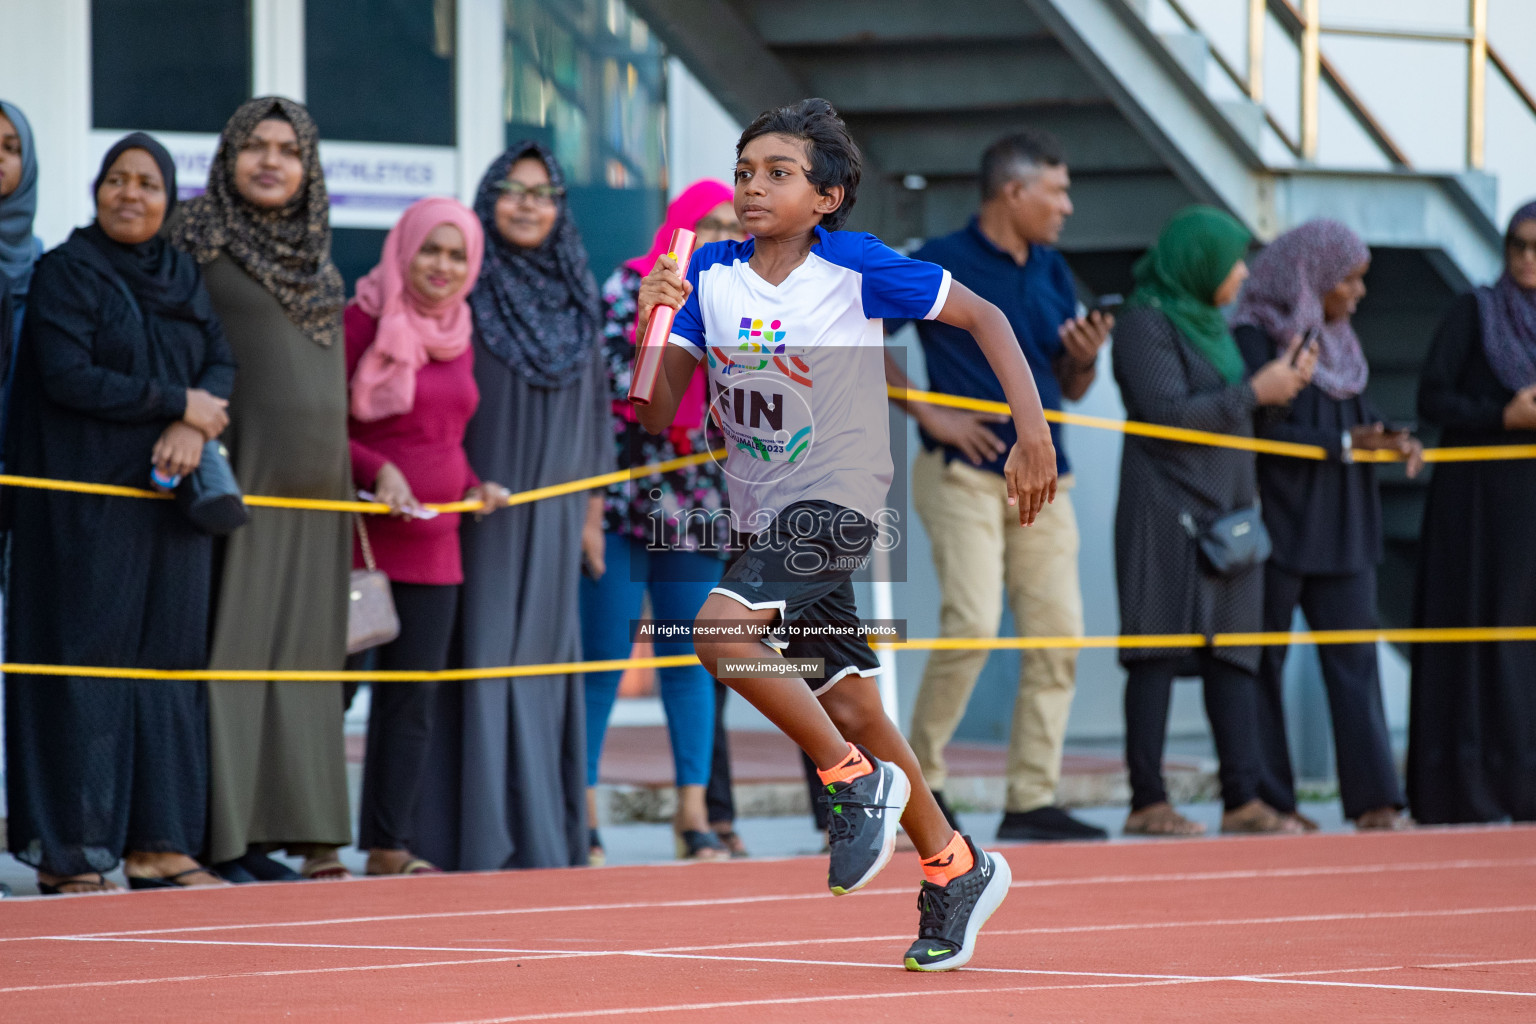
[1111,206,1317,837]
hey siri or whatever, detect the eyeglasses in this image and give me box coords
[695,216,743,235]
[1508,237,1536,258]
[496,180,564,205]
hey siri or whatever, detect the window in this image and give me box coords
[504,0,667,276]
[92,0,251,133]
[331,228,389,293]
[505,0,666,189]
[305,0,455,145]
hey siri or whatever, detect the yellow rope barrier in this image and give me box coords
[4,386,1536,514]
[888,386,1536,464]
[0,449,727,516]
[8,627,1534,682]
[889,387,1331,459]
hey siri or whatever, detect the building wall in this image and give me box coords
[1,0,671,287]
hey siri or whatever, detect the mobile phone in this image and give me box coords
[1292,327,1320,367]
[1385,420,1417,435]
[1095,293,1124,316]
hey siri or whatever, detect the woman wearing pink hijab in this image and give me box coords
[579,181,746,863]
[345,196,510,875]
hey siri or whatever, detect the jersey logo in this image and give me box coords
[739,316,786,343]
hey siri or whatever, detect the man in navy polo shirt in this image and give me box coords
[888,131,1111,842]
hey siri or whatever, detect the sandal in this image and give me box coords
[587,828,606,867]
[1221,799,1304,835]
[1124,801,1206,837]
[126,866,226,890]
[1285,811,1321,833]
[675,829,728,861]
[712,828,750,859]
[366,858,441,877]
[37,872,119,896]
[1355,807,1412,831]
[298,856,352,881]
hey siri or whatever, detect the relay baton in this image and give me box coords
[627,228,697,406]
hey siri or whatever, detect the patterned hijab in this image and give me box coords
[1129,205,1252,383]
[1232,219,1371,399]
[0,99,40,298]
[169,96,344,347]
[1476,200,1536,392]
[468,140,601,387]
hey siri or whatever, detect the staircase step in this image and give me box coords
[778,39,1103,115]
[1157,30,1212,89]
[747,0,1047,48]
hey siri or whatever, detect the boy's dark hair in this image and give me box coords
[980,130,1066,201]
[737,97,861,231]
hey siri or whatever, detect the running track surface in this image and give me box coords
[2,827,1532,1022]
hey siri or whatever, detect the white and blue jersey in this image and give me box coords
[667,225,952,532]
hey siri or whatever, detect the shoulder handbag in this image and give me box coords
[176,439,250,535]
[347,514,400,654]
[1181,505,1273,577]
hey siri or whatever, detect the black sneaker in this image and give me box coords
[997,805,1108,842]
[821,746,911,896]
[903,836,1012,972]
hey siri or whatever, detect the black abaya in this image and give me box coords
[3,229,236,875]
[1234,323,1404,819]
[1410,292,1536,823]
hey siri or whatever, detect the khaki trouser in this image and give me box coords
[909,448,1084,813]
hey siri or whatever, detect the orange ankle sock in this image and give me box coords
[816,743,872,786]
[920,831,974,886]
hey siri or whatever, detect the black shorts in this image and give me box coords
[712,500,883,696]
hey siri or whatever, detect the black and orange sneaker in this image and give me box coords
[903,836,1011,971]
[822,747,911,896]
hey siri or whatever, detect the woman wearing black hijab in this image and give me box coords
[1410,200,1536,824]
[411,141,613,870]
[3,133,236,893]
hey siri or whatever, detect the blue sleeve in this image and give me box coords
[858,234,952,322]
[665,254,707,357]
[881,239,942,337]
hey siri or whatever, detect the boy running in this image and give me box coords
[633,98,1056,971]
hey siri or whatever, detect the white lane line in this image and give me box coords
[1008,857,1536,889]
[640,903,1536,953]
[1235,976,1536,998]
[421,960,1536,1024]
[616,949,1219,981]
[421,981,1211,1024]
[0,954,563,996]
[1411,957,1536,970]
[6,855,1531,944]
[40,936,578,956]
[6,904,1532,1000]
[0,893,818,942]
[983,903,1536,937]
[18,904,1533,962]
[0,946,1218,997]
